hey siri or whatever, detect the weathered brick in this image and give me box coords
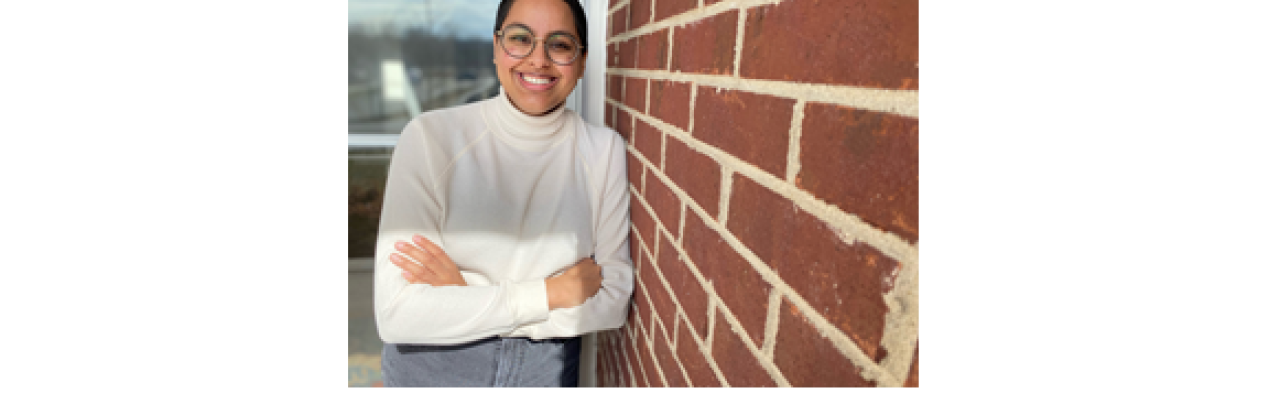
[709,309,776,387]
[626,148,644,195]
[629,188,655,253]
[671,9,737,75]
[773,298,875,387]
[639,335,665,386]
[693,87,793,178]
[643,170,682,237]
[629,335,648,387]
[649,80,691,131]
[624,77,647,113]
[675,316,722,387]
[657,234,710,340]
[727,175,897,357]
[634,267,655,337]
[610,5,628,37]
[629,0,651,29]
[654,326,688,387]
[683,211,770,346]
[663,136,719,216]
[741,0,918,89]
[634,119,662,166]
[904,341,918,387]
[638,29,669,70]
[798,102,918,243]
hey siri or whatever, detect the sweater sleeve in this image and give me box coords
[374,117,551,345]
[506,129,636,340]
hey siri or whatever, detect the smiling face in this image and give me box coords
[493,0,586,116]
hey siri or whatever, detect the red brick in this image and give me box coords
[649,80,691,131]
[626,148,644,195]
[639,335,665,386]
[692,87,793,178]
[608,74,623,105]
[643,170,681,237]
[682,211,770,346]
[662,136,718,216]
[671,10,737,75]
[657,234,710,340]
[618,37,638,69]
[904,341,918,387]
[654,326,688,387]
[634,119,662,165]
[654,0,698,22]
[727,175,897,357]
[637,29,669,70]
[615,108,632,142]
[629,0,652,29]
[674,316,721,387]
[629,187,655,251]
[634,266,655,336]
[610,6,628,37]
[741,0,918,89]
[624,77,647,113]
[773,298,875,387]
[709,309,777,387]
[798,102,918,243]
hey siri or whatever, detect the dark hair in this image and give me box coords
[494,0,589,50]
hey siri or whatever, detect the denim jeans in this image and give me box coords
[381,336,581,387]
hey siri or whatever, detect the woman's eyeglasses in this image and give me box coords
[496,24,583,66]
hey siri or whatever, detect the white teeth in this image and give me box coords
[521,74,553,85]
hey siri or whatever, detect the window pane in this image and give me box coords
[349,0,503,134]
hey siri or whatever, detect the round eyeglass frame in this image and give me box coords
[495,24,584,66]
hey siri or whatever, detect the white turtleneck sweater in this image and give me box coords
[374,91,634,345]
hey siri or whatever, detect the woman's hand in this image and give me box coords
[545,257,603,310]
[391,235,467,286]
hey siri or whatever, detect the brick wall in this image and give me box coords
[597,0,918,387]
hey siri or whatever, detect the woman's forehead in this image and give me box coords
[502,0,576,33]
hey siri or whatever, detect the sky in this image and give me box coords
[348,0,503,38]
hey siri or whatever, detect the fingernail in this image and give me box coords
[395,242,406,250]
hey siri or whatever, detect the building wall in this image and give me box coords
[596,0,919,387]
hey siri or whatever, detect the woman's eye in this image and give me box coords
[509,34,532,44]
[549,40,573,51]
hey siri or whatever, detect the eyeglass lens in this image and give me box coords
[501,26,579,65]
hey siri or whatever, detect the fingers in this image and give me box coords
[390,253,428,284]
[412,235,458,271]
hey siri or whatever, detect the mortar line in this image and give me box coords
[733,4,745,78]
[643,79,651,114]
[666,24,674,71]
[677,202,687,246]
[785,99,806,185]
[618,100,917,262]
[659,131,667,172]
[876,257,919,386]
[655,314,693,387]
[668,313,698,387]
[608,68,919,118]
[688,82,698,135]
[632,138,900,385]
[718,166,733,224]
[761,288,782,361]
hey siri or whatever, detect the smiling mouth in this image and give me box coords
[518,72,558,89]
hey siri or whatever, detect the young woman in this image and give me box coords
[374,0,634,387]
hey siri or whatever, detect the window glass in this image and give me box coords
[348,0,503,388]
[349,0,503,134]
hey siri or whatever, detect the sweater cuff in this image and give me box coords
[506,279,550,326]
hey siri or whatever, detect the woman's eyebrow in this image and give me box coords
[502,22,576,38]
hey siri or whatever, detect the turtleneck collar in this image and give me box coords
[483,88,573,151]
